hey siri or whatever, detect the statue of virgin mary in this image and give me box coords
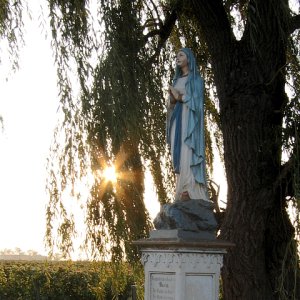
[154,48,217,236]
[167,48,208,202]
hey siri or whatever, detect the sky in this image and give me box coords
[0,2,227,256]
[0,5,59,254]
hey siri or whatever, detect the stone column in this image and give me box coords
[133,233,233,300]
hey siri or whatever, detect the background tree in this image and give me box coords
[1,0,300,299]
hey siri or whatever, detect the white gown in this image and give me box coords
[168,76,209,202]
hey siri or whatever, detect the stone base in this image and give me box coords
[150,229,215,240]
[133,239,234,300]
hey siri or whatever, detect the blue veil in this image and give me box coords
[167,48,206,185]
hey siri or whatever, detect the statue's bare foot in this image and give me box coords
[180,191,190,201]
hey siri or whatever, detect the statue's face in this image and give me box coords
[176,51,188,69]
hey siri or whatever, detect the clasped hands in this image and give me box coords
[169,85,183,104]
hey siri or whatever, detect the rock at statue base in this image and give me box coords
[153,199,218,240]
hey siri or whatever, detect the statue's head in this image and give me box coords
[174,48,199,80]
[176,50,188,69]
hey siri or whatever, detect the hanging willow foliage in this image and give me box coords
[43,0,223,260]
[45,0,172,260]
[0,0,25,70]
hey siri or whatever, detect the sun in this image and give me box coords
[103,165,117,183]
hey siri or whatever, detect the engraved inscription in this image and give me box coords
[150,273,175,300]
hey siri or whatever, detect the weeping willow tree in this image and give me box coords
[1,0,300,299]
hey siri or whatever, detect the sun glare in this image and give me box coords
[103,165,117,182]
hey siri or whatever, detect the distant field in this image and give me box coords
[0,255,47,261]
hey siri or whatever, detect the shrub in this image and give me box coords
[0,261,142,300]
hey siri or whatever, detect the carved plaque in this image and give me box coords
[185,274,214,300]
[150,273,175,300]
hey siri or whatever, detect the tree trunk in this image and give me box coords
[218,42,297,299]
[186,1,300,296]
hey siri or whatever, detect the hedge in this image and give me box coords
[0,260,143,300]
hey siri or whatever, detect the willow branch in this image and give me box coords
[146,0,183,64]
[149,0,162,25]
[144,29,160,40]
[289,14,300,34]
[274,156,295,199]
[190,0,234,59]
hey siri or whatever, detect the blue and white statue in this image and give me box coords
[154,48,217,238]
[167,48,208,202]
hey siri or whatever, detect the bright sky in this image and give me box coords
[0,2,228,256]
[0,5,59,254]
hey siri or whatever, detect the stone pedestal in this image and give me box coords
[134,231,233,300]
